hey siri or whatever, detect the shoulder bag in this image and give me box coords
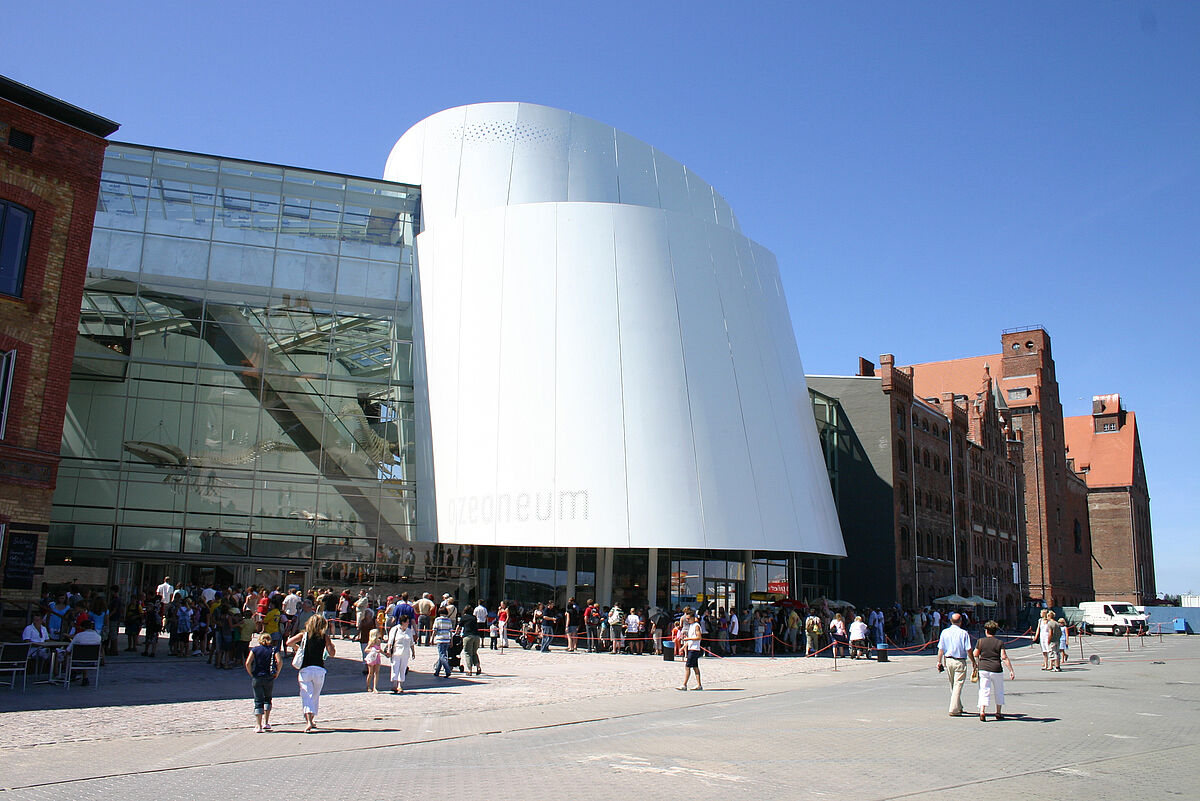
[292,634,306,669]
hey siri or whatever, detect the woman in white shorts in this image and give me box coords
[972,620,1015,721]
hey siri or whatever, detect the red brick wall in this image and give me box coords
[1089,486,1155,604]
[0,97,109,605]
[1001,329,1093,606]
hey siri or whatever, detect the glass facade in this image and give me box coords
[49,144,442,592]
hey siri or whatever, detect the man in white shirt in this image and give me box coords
[22,612,51,666]
[201,583,217,604]
[677,609,703,691]
[625,609,641,655]
[67,619,103,686]
[936,613,977,716]
[23,611,50,645]
[157,577,174,605]
[282,590,301,617]
[473,601,488,625]
[849,615,870,659]
[728,607,740,654]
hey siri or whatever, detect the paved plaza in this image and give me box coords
[1,633,1197,800]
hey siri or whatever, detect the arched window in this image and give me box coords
[897,405,906,430]
[898,439,908,472]
[900,527,911,559]
[1073,519,1082,553]
[923,449,931,468]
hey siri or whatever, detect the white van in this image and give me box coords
[1079,601,1148,635]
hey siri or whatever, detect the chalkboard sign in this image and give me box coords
[2,529,38,590]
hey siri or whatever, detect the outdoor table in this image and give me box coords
[32,641,70,685]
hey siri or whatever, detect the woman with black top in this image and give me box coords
[286,614,336,733]
[972,620,1016,721]
[245,632,281,733]
[458,608,483,675]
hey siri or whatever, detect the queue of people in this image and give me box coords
[23,580,1069,733]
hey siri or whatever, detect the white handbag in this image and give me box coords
[292,634,306,669]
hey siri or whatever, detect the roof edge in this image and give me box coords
[0,75,119,138]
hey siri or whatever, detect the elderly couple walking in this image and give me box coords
[937,613,1015,721]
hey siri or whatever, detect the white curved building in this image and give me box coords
[386,103,844,558]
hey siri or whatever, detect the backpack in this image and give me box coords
[585,606,601,626]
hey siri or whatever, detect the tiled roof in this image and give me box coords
[878,354,999,401]
[1063,412,1138,488]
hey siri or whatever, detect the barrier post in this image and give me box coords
[831,644,838,672]
[1126,633,1131,652]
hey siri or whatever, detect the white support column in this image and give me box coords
[566,547,577,602]
[647,548,658,611]
[744,550,755,609]
[597,548,614,605]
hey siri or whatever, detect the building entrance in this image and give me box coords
[701,579,739,614]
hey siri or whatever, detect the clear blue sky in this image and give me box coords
[4,2,1197,593]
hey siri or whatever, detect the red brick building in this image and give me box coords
[892,327,1096,607]
[1063,394,1155,605]
[875,355,1025,617]
[0,76,116,616]
[808,354,1026,621]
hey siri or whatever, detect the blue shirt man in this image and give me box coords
[936,613,977,716]
[392,594,416,629]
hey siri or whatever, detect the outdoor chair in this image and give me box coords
[64,643,102,690]
[0,642,32,691]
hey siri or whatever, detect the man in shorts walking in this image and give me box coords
[677,608,704,691]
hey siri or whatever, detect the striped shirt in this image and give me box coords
[432,615,454,644]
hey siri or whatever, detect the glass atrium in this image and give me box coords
[49,144,427,592]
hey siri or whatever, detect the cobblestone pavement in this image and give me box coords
[0,635,882,747]
[2,634,1197,800]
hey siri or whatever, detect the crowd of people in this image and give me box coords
[21,579,1056,732]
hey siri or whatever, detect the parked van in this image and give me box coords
[1079,601,1148,635]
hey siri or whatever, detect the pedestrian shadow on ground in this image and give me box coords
[284,726,405,734]
[0,660,484,714]
[998,713,1060,723]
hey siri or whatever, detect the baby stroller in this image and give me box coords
[449,633,464,673]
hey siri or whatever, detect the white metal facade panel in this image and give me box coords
[495,204,558,546]
[666,212,764,550]
[509,104,569,206]
[452,207,505,546]
[553,204,629,548]
[611,205,704,549]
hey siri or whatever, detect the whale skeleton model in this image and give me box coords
[122,439,302,496]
